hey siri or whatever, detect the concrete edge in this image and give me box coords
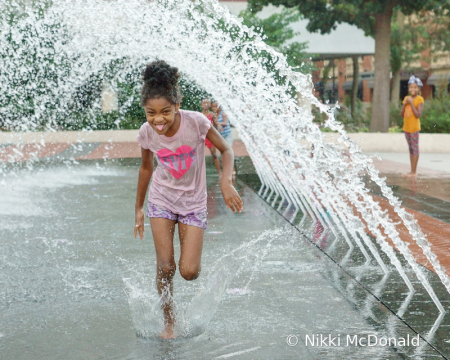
[324,133,450,154]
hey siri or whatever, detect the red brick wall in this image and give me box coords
[362,56,372,103]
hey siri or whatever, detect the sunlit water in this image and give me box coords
[0,0,449,355]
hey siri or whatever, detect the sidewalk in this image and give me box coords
[366,152,450,177]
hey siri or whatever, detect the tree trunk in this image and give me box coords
[370,5,394,132]
[351,55,359,124]
[390,69,401,108]
[390,11,404,108]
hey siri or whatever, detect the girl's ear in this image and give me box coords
[175,103,180,112]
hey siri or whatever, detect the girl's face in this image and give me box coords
[409,83,419,96]
[144,97,180,135]
[211,102,219,113]
[201,99,211,111]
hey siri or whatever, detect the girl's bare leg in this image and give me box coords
[150,217,177,339]
[404,153,419,177]
[411,154,419,175]
[210,147,222,177]
[178,223,204,281]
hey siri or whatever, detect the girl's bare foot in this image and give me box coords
[401,172,417,178]
[160,323,175,339]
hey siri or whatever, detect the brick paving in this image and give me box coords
[383,175,450,203]
[0,143,71,162]
[76,142,142,160]
[0,140,250,162]
[368,194,450,276]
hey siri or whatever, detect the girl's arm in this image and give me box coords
[211,112,219,127]
[134,147,154,239]
[400,100,407,117]
[410,102,424,118]
[206,127,243,213]
[212,112,223,132]
[221,112,228,127]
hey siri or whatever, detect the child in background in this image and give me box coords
[211,101,236,177]
[134,61,243,339]
[201,98,222,176]
[401,75,424,177]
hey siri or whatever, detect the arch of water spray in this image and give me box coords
[1,0,448,321]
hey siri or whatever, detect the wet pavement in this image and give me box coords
[1,159,448,359]
[237,156,450,359]
[2,137,450,358]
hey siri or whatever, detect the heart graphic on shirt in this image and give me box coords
[157,145,197,179]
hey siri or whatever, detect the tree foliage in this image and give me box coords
[406,8,450,53]
[0,1,72,130]
[248,0,449,132]
[248,0,436,36]
[239,8,313,74]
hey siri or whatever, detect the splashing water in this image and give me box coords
[123,255,237,338]
[123,228,287,339]
[1,0,449,337]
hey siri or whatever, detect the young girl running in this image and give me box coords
[133,61,243,339]
[211,101,236,177]
[201,98,222,176]
[401,75,424,177]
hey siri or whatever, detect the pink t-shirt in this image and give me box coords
[136,109,211,215]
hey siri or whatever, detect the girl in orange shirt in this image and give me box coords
[400,75,424,177]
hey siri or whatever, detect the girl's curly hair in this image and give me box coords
[140,60,182,106]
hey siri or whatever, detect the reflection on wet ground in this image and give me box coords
[359,175,450,283]
[371,175,450,220]
[0,158,446,359]
[237,156,450,359]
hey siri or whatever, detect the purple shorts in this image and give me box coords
[146,202,207,230]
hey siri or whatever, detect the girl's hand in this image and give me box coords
[221,182,243,213]
[217,124,223,132]
[134,207,145,240]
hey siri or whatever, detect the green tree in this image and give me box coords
[0,1,72,130]
[248,0,447,132]
[390,7,450,107]
[390,10,420,108]
[239,8,312,74]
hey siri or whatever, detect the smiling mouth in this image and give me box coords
[155,123,166,131]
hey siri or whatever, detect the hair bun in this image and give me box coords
[140,60,182,106]
[142,60,180,90]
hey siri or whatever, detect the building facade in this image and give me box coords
[220,1,450,104]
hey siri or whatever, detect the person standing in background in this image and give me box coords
[211,101,236,177]
[201,98,222,176]
[401,75,424,178]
